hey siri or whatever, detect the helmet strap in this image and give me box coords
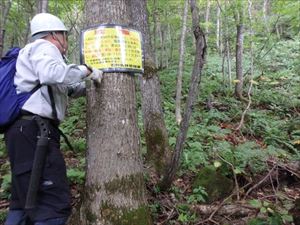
[51,32,67,56]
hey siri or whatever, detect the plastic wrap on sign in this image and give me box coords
[80,24,144,73]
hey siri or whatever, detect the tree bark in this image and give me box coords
[175,0,188,125]
[131,0,172,177]
[76,1,152,224]
[205,0,210,35]
[152,0,159,68]
[234,1,244,99]
[37,0,48,13]
[216,4,221,54]
[263,0,270,33]
[0,0,12,57]
[160,0,206,190]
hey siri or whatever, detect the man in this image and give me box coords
[4,13,101,225]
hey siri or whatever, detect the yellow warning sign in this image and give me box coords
[81,25,143,73]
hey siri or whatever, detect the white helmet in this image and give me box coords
[30,13,67,36]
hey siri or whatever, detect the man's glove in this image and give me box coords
[87,68,103,84]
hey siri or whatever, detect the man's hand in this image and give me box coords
[87,68,103,84]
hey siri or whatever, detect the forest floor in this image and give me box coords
[0,152,299,225]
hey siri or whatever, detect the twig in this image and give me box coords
[217,154,240,200]
[244,164,277,198]
[268,163,278,204]
[158,208,177,225]
[235,81,253,130]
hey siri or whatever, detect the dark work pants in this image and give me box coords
[4,118,71,224]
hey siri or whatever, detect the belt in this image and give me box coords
[20,110,60,127]
[19,111,73,151]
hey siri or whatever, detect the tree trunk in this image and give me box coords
[131,0,172,177]
[76,1,152,224]
[175,0,189,125]
[263,0,270,33]
[216,4,221,54]
[235,23,244,99]
[205,0,210,35]
[160,0,206,190]
[152,0,159,68]
[0,0,12,57]
[157,21,164,68]
[234,2,244,99]
[37,0,48,13]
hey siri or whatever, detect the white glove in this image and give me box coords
[87,68,103,84]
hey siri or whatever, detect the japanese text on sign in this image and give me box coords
[81,25,143,73]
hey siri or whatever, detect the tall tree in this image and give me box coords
[216,3,221,54]
[0,0,12,56]
[131,0,171,176]
[234,0,244,99]
[205,0,210,35]
[77,1,152,224]
[37,0,48,13]
[175,0,189,125]
[161,0,206,190]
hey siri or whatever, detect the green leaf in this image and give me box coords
[249,199,262,208]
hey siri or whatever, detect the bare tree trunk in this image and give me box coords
[175,0,188,125]
[263,0,270,33]
[131,0,172,177]
[235,23,244,99]
[236,0,255,130]
[157,21,163,68]
[234,1,244,99]
[0,0,12,57]
[221,0,232,88]
[167,23,172,64]
[205,0,210,34]
[216,4,221,54]
[248,0,254,79]
[226,39,232,88]
[76,1,152,224]
[37,0,48,13]
[160,0,206,191]
[152,0,159,67]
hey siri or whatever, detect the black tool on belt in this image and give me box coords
[25,115,49,210]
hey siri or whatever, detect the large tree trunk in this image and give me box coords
[76,1,152,224]
[0,0,12,57]
[131,0,171,176]
[175,0,189,125]
[160,0,206,190]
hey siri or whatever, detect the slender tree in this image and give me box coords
[131,0,171,177]
[37,0,48,13]
[234,0,244,99]
[175,0,189,125]
[216,3,221,54]
[205,0,210,35]
[160,0,206,190]
[76,1,152,224]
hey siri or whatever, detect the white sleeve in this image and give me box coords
[30,41,87,85]
[67,81,86,98]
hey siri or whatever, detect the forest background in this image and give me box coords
[0,0,299,224]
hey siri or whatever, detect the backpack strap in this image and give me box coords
[30,83,42,94]
[47,86,58,121]
[47,85,74,151]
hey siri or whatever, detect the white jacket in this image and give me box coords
[15,39,88,121]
